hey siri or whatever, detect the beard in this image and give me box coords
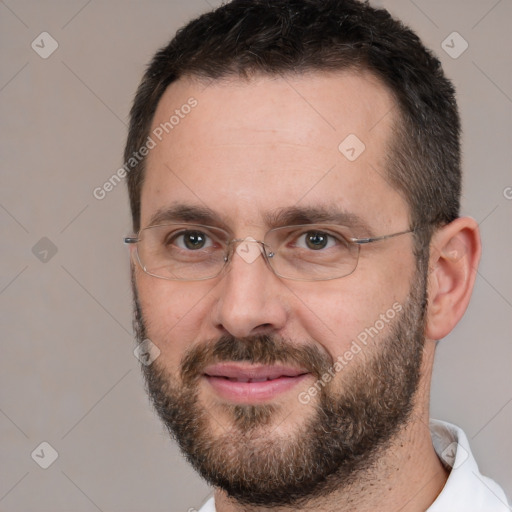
[132,268,428,508]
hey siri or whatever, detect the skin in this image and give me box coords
[132,70,481,512]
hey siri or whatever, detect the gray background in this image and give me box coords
[0,1,510,511]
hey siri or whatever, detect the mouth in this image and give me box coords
[203,363,311,403]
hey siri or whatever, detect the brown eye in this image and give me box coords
[171,230,212,250]
[304,231,329,250]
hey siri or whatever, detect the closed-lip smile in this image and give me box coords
[203,363,310,403]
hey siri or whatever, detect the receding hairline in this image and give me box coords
[159,65,400,104]
[149,66,405,156]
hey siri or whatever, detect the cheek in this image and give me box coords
[135,270,214,367]
[290,256,414,361]
[289,284,376,360]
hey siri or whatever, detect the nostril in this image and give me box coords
[252,323,274,335]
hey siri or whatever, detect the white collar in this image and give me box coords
[198,419,510,512]
[428,419,509,511]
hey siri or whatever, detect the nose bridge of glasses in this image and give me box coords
[229,236,270,265]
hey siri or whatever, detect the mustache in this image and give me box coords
[180,334,334,386]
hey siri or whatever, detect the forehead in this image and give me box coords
[141,70,408,234]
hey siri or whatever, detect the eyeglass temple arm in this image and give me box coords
[124,237,139,244]
[349,229,414,245]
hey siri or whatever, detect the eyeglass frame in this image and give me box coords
[124,222,417,282]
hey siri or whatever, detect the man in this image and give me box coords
[123,0,510,510]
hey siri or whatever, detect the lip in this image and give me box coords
[203,363,311,403]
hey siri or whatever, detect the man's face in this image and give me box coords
[133,71,427,505]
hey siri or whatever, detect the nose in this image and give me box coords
[211,239,288,338]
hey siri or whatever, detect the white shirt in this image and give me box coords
[197,419,510,512]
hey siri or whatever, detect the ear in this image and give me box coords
[425,217,481,340]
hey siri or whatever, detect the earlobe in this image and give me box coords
[425,217,481,341]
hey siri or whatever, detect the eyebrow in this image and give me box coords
[145,203,374,236]
[147,203,221,228]
[263,205,374,235]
